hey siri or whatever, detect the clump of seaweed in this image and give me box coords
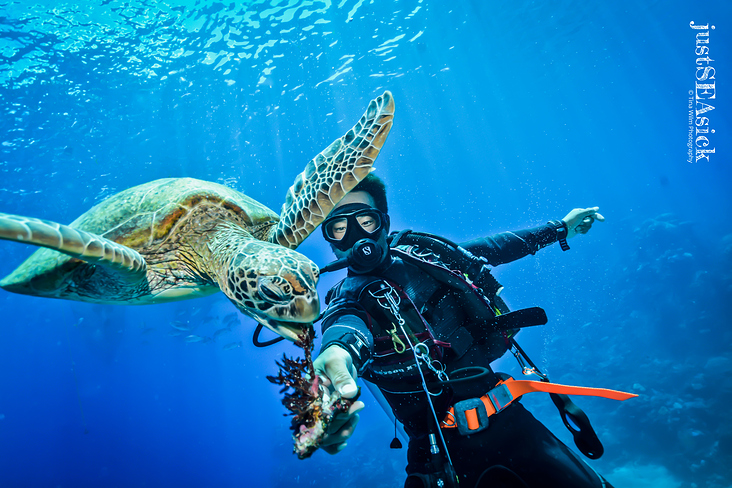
[267,330,358,459]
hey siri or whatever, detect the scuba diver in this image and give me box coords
[313,174,634,488]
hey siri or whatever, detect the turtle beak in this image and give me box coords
[258,316,313,342]
[273,321,312,342]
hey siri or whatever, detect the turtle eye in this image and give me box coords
[257,279,291,304]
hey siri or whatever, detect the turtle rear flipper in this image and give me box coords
[0,212,147,293]
[272,90,395,248]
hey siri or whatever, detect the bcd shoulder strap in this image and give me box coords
[389,230,548,337]
[390,230,505,309]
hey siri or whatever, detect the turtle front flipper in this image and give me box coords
[271,90,395,248]
[0,212,147,294]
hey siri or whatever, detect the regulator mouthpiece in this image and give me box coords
[319,238,388,275]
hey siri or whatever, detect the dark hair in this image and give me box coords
[352,173,388,214]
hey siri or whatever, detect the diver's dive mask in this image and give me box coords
[322,203,388,252]
[321,203,390,274]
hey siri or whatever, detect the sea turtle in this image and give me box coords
[0,91,395,341]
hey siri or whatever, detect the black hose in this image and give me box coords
[427,366,493,388]
[252,323,284,347]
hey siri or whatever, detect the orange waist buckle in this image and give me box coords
[442,377,637,435]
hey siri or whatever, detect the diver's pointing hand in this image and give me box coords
[562,207,605,239]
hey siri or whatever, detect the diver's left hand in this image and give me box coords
[562,207,605,239]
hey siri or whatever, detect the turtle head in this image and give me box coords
[222,240,320,342]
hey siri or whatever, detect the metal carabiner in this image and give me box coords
[510,341,548,381]
[414,342,449,385]
[387,322,407,354]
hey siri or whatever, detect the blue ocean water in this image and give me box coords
[1,0,730,487]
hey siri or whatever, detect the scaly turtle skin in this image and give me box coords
[0,91,395,341]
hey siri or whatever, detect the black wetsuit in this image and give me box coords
[319,223,612,488]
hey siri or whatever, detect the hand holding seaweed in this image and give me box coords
[267,331,359,459]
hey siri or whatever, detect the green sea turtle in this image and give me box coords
[0,91,395,341]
